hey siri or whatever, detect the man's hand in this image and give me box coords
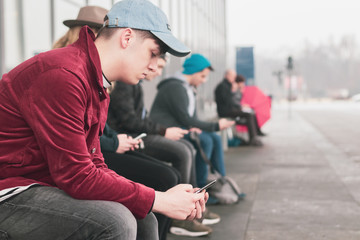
[152,184,208,221]
[164,127,189,141]
[189,127,202,134]
[116,134,141,153]
[218,118,235,130]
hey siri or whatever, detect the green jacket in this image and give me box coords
[100,123,119,152]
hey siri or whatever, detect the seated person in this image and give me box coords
[235,74,268,135]
[100,123,183,240]
[54,6,211,239]
[106,55,217,237]
[107,56,197,187]
[149,53,235,203]
[214,69,264,146]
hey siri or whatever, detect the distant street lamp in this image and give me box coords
[287,56,294,119]
[272,70,283,85]
[272,70,283,102]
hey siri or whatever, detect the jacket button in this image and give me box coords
[91,148,96,153]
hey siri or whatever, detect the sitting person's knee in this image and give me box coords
[198,133,213,146]
[137,213,159,239]
[93,201,137,239]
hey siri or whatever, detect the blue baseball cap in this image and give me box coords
[182,53,214,75]
[105,0,191,57]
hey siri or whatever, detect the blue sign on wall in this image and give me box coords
[236,47,255,85]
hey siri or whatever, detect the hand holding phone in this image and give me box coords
[134,133,147,140]
[195,179,217,194]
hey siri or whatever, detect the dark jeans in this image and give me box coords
[141,135,197,186]
[103,151,181,240]
[235,111,259,141]
[0,186,158,240]
[104,151,181,192]
[185,131,226,187]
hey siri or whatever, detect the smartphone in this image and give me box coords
[195,179,217,194]
[134,133,147,140]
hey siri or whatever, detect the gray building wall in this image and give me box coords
[143,0,227,118]
[0,0,227,116]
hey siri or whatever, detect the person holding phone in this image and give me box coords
[53,5,198,239]
[150,54,235,203]
[53,5,215,238]
[107,55,197,188]
[106,55,217,237]
[100,123,183,240]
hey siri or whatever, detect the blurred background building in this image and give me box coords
[0,0,227,117]
[1,0,359,109]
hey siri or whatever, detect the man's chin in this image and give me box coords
[131,79,141,85]
[116,78,140,85]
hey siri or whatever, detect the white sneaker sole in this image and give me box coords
[202,218,221,225]
[170,227,210,237]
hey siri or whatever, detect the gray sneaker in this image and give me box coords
[170,219,212,237]
[200,209,221,225]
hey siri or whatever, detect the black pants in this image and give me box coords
[235,111,260,142]
[103,151,181,240]
[140,135,197,186]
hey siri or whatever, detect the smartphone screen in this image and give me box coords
[134,133,147,140]
[195,179,217,193]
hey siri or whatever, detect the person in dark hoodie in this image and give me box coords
[149,54,234,201]
[106,55,218,237]
[107,55,197,187]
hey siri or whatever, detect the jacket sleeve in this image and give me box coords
[23,69,154,219]
[215,82,242,118]
[108,83,166,135]
[100,124,119,153]
[164,82,219,132]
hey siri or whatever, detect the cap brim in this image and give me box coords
[151,31,191,57]
[63,20,103,29]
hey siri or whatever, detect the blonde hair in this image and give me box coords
[52,26,100,49]
[52,26,82,49]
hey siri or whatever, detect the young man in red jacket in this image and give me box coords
[0,0,207,239]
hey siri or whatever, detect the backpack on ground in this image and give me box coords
[189,132,245,204]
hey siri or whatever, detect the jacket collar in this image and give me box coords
[74,26,107,99]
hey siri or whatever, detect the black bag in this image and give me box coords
[189,132,245,204]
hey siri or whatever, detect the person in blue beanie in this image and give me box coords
[150,54,235,203]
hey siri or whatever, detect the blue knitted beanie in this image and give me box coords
[182,53,213,75]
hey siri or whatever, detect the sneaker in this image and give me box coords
[170,219,212,237]
[200,209,221,225]
[248,139,263,147]
[257,131,267,137]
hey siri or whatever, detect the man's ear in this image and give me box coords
[120,28,134,49]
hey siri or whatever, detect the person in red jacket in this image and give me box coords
[0,0,207,239]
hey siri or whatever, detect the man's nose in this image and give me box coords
[149,58,158,72]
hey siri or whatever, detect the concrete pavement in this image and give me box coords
[168,101,360,240]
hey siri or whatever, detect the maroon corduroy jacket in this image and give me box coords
[0,26,154,219]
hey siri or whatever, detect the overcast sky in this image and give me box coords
[226,0,359,59]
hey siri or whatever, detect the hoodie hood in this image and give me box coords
[157,71,188,90]
[157,77,183,90]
